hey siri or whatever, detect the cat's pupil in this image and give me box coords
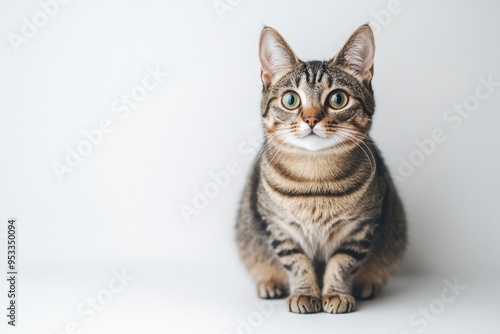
[287,95,296,106]
[332,94,342,105]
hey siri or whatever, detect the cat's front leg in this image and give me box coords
[266,223,322,314]
[322,221,376,314]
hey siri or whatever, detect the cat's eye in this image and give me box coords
[327,90,348,109]
[281,91,301,110]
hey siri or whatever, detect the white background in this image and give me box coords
[0,0,499,333]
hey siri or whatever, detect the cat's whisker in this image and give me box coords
[326,125,378,174]
[256,130,295,164]
[325,126,373,143]
[336,131,375,174]
[263,135,294,170]
[274,136,296,167]
[327,125,396,142]
[256,131,292,160]
[336,138,354,159]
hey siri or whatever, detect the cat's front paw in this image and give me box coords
[352,283,380,300]
[286,294,322,314]
[257,280,287,299]
[322,293,356,314]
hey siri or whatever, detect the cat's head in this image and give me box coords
[259,25,376,152]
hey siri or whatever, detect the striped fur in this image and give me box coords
[236,25,407,314]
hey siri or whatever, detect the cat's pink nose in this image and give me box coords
[304,117,320,128]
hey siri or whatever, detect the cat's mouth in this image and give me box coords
[292,132,345,151]
[303,129,324,138]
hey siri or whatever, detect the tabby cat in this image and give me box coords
[236,24,407,314]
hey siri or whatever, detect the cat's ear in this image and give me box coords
[330,24,375,82]
[259,27,299,86]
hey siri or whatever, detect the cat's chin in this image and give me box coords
[292,134,344,152]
